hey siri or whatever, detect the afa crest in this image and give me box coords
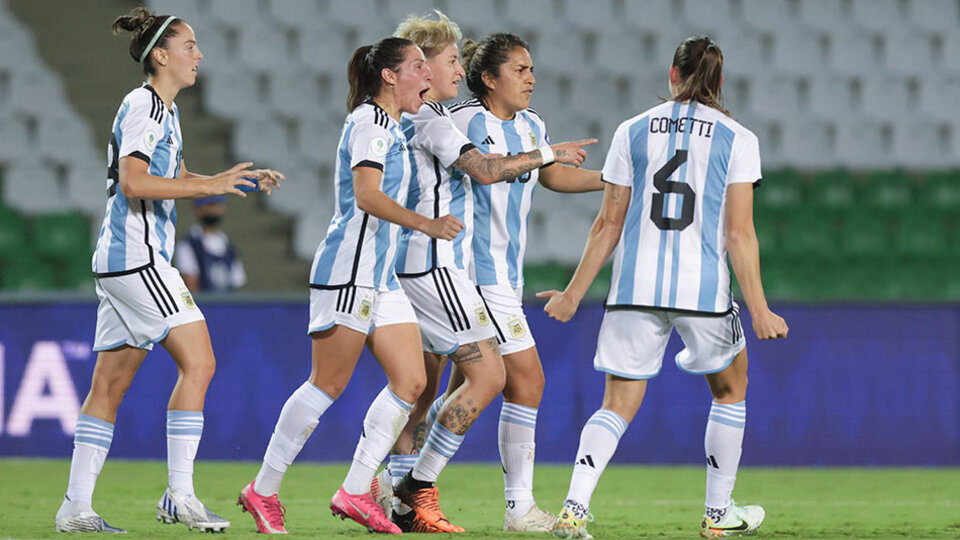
[180,289,197,309]
[475,307,490,327]
[507,316,527,339]
[358,299,372,321]
[528,129,537,148]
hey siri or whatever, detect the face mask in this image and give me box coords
[200,214,222,227]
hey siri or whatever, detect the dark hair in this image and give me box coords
[112,6,184,76]
[672,35,728,115]
[461,32,529,99]
[346,37,416,111]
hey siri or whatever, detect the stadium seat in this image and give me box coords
[770,29,825,77]
[776,118,842,169]
[715,32,766,78]
[835,121,891,169]
[851,0,903,32]
[0,253,57,291]
[385,0,442,22]
[909,0,960,31]
[680,0,736,31]
[892,120,951,170]
[0,114,35,164]
[860,77,914,123]
[754,210,780,258]
[780,209,840,256]
[893,208,949,257]
[806,171,858,210]
[807,77,855,122]
[917,172,960,209]
[293,208,333,261]
[827,32,878,77]
[839,208,891,258]
[295,118,344,168]
[563,0,617,32]
[32,212,92,261]
[534,29,588,77]
[147,0,208,28]
[917,79,960,124]
[623,0,676,32]
[298,28,350,77]
[268,0,323,31]
[269,70,324,121]
[264,162,326,217]
[207,0,261,28]
[59,249,95,291]
[238,27,292,73]
[325,0,381,32]
[747,76,802,122]
[0,207,29,260]
[2,164,68,215]
[443,0,499,36]
[232,118,292,168]
[741,0,794,33]
[798,0,848,32]
[860,173,916,208]
[65,160,108,217]
[882,31,935,78]
[755,171,805,210]
[593,30,651,78]
[201,70,261,120]
[9,67,71,117]
[36,114,96,165]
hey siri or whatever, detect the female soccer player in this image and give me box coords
[443,31,605,532]
[237,37,455,535]
[539,36,789,539]
[54,7,283,534]
[372,12,595,534]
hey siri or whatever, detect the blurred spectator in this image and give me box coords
[175,196,246,292]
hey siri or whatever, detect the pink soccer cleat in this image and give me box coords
[330,486,401,534]
[237,480,287,534]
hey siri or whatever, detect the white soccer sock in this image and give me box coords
[388,453,417,514]
[412,421,465,483]
[65,414,114,507]
[704,400,746,514]
[342,387,413,495]
[255,382,334,496]
[167,410,203,495]
[565,409,628,511]
[499,402,538,517]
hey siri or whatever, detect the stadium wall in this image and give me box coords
[0,301,956,466]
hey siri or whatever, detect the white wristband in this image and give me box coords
[539,145,555,165]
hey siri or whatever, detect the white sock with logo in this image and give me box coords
[565,409,628,511]
[64,414,114,509]
[704,400,746,519]
[499,402,538,518]
[167,410,203,495]
[255,382,335,496]
[342,387,413,495]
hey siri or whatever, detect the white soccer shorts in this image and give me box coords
[477,283,535,356]
[93,262,205,351]
[399,267,497,355]
[308,286,418,336]
[594,303,746,379]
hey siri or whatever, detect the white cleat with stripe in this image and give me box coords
[157,488,230,533]
[55,495,127,533]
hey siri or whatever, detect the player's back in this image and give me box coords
[603,99,761,314]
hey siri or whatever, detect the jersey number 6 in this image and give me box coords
[650,149,695,231]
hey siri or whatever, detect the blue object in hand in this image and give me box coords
[238,175,259,192]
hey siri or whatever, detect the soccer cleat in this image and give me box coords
[393,472,464,533]
[330,486,401,534]
[553,505,593,539]
[390,509,416,533]
[504,504,557,532]
[371,468,393,517]
[157,488,230,532]
[700,501,765,538]
[55,495,126,533]
[237,480,287,534]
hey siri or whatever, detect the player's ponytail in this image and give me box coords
[672,36,729,116]
[346,37,415,112]
[462,33,529,100]
[112,6,183,76]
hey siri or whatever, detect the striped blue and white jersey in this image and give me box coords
[93,84,182,276]
[603,100,761,314]
[449,98,550,289]
[395,102,475,276]
[309,101,413,291]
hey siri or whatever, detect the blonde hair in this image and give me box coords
[393,10,462,59]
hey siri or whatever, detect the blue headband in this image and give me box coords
[139,16,177,64]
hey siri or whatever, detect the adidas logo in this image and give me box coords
[164,134,173,145]
[481,135,495,146]
[576,455,595,468]
[707,455,719,469]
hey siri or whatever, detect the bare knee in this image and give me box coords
[181,357,216,386]
[389,371,426,404]
[711,374,748,403]
[89,372,134,409]
[503,366,544,407]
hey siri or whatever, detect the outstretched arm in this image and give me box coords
[538,161,605,193]
[725,183,788,340]
[179,160,285,195]
[453,139,597,185]
[537,182,631,321]
[119,157,256,199]
[353,166,463,240]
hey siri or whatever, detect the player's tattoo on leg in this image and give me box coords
[451,342,482,365]
[439,398,479,435]
[412,420,428,451]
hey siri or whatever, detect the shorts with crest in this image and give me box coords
[308,285,417,335]
[477,283,535,356]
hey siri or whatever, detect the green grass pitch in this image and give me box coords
[2,459,958,538]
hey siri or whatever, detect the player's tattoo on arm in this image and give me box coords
[438,397,479,435]
[453,148,543,183]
